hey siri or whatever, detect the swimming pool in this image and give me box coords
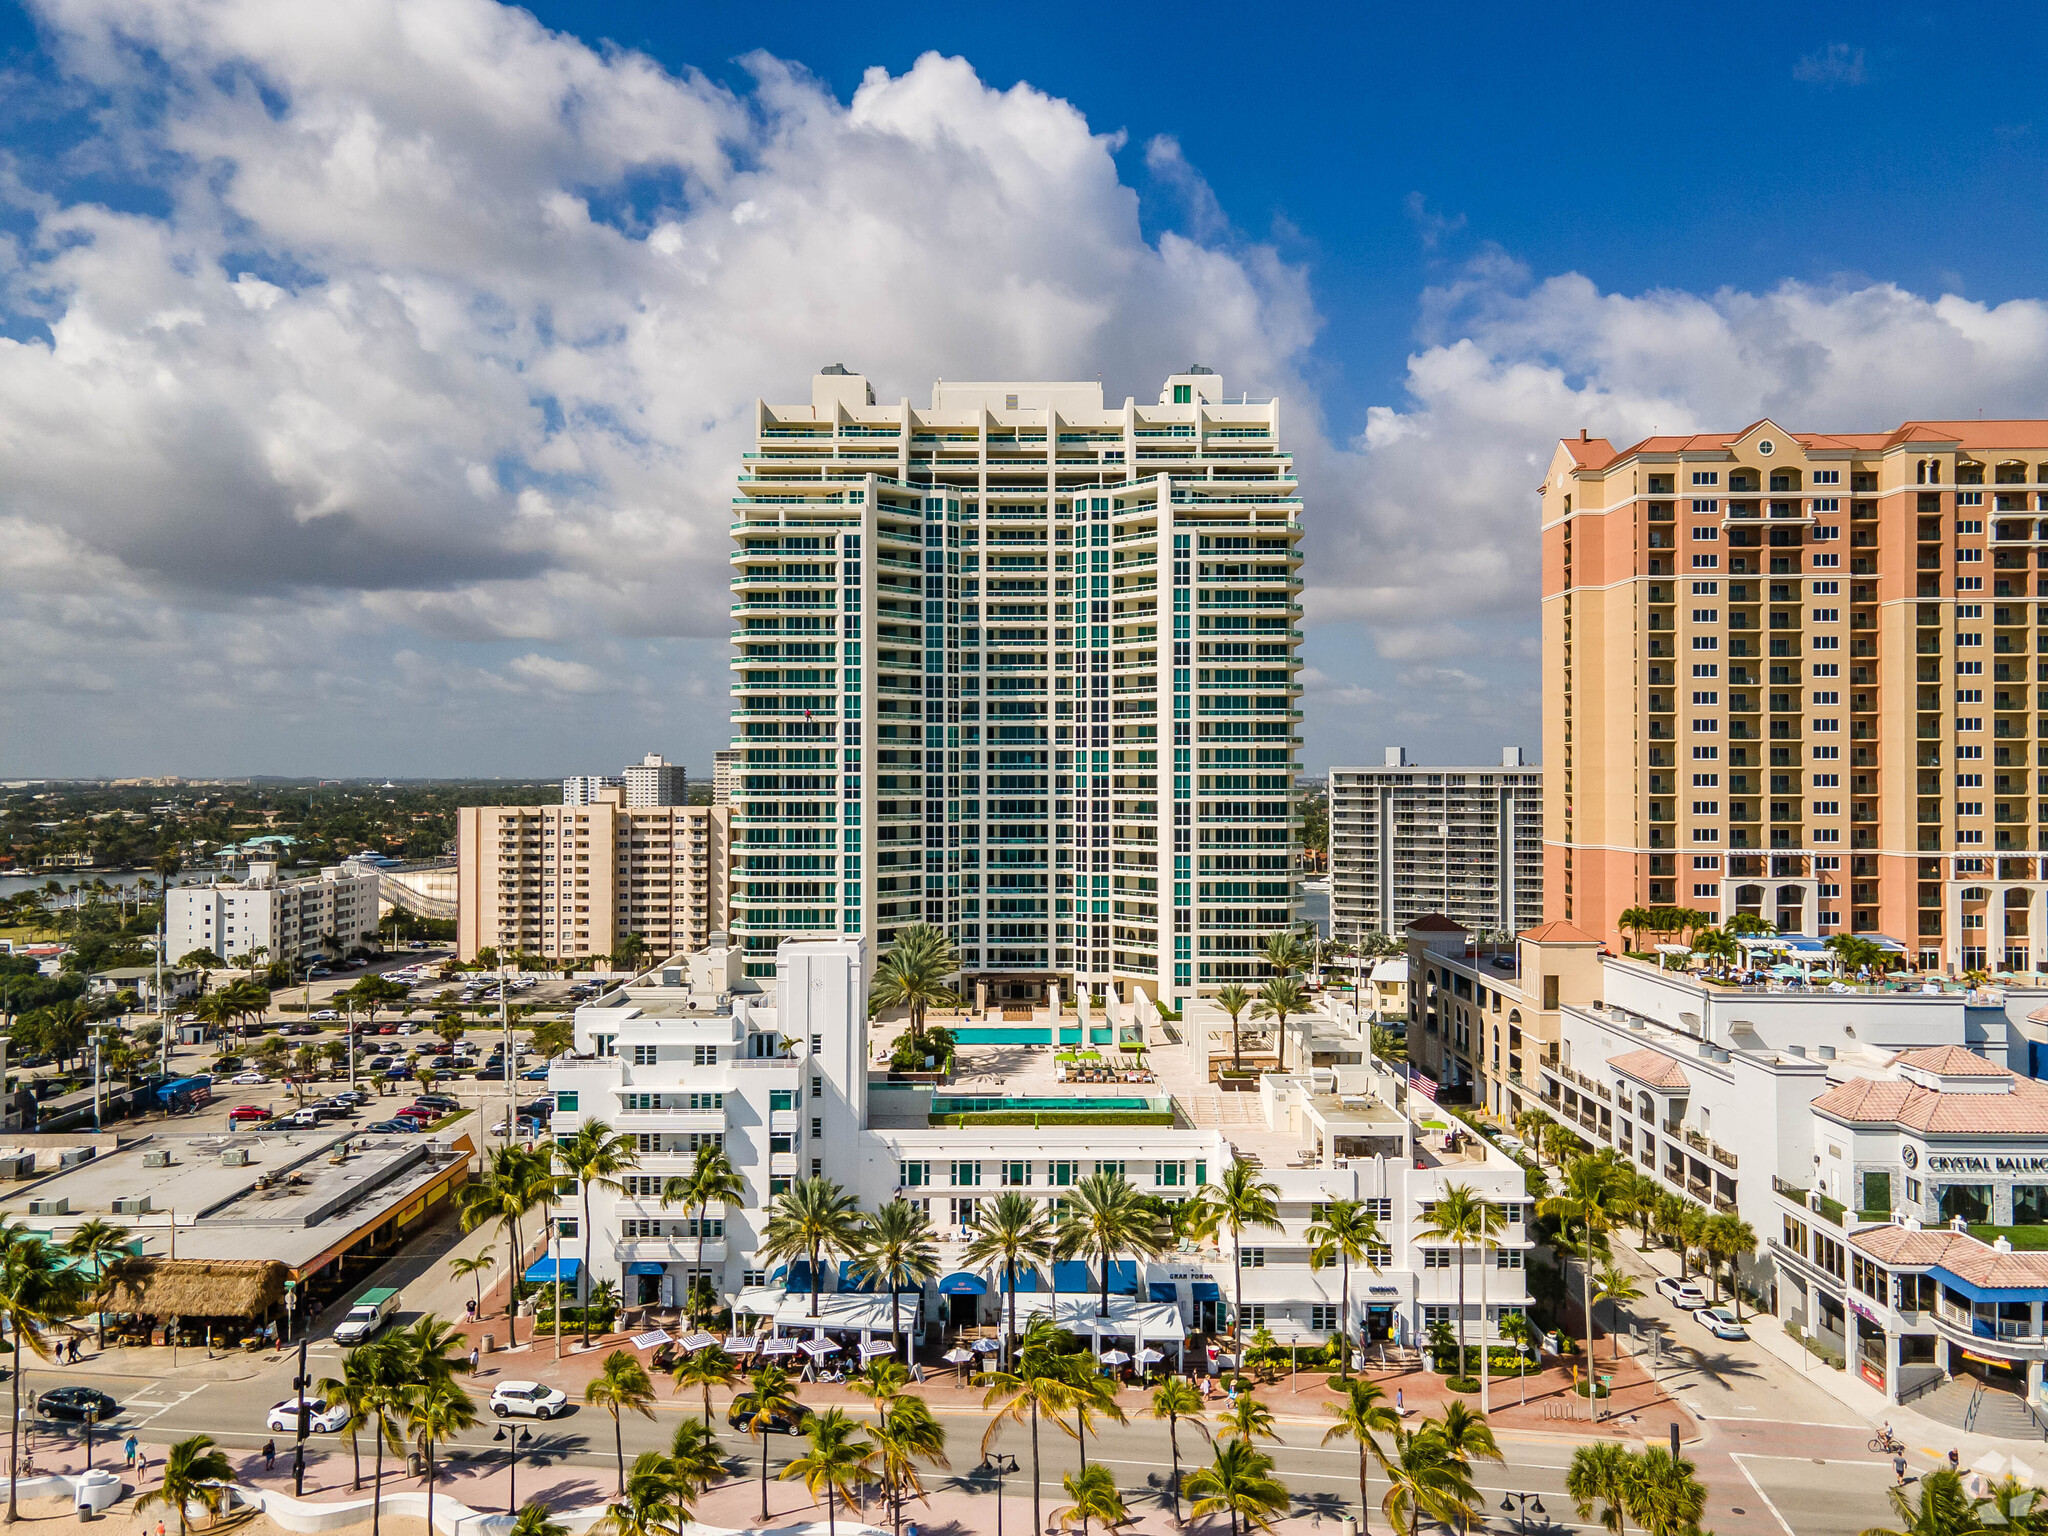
[948,1026,1119,1045]
[930,1095,1165,1115]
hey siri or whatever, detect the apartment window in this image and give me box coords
[1692,473,1720,487]
[556,1216,578,1238]
[1050,1160,1076,1186]
[769,1090,796,1112]
[1173,385,1192,404]
[1692,554,1720,568]
[950,1197,978,1227]
[1156,1160,1187,1187]
[1691,581,1719,595]
[1692,773,1719,787]
[1097,1160,1125,1180]
[1495,1248,1524,1270]
[631,1045,658,1066]
[1423,1248,1455,1269]
[1692,855,1720,869]
[1310,1304,1340,1331]
[1422,1305,1454,1327]
[1691,608,1719,623]
[1691,526,1720,542]
[1692,663,1719,678]
[1001,1160,1030,1187]
[1692,745,1719,760]
[1364,1199,1393,1221]
[952,1160,982,1187]
[899,1160,930,1187]
[692,1045,717,1066]
[1692,636,1719,651]
[1691,801,1720,816]
[1239,1247,1267,1269]
[743,1269,766,1288]
[555,1092,578,1112]
[1239,1304,1267,1328]
[1693,883,1719,898]
[770,1133,795,1154]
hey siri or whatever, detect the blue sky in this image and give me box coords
[2,0,2046,778]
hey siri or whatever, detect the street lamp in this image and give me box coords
[1500,1492,1546,1533]
[283,1279,297,1345]
[82,1404,96,1472]
[979,1453,1018,1536]
[492,1424,533,1512]
[291,1335,311,1497]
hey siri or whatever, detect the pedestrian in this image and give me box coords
[1950,1448,1961,1475]
[124,1435,137,1470]
[469,1345,480,1375]
[1895,1454,1908,1485]
[1396,1386,1404,1415]
[263,1438,275,1471]
[156,1520,166,1536]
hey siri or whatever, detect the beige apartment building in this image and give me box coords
[1543,419,2048,971]
[455,790,728,962]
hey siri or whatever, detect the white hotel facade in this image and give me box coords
[726,366,1303,1007]
[547,940,1533,1357]
[167,859,380,964]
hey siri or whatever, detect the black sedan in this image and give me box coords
[728,1401,812,1435]
[38,1387,117,1422]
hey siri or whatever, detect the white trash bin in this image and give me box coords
[73,1469,120,1515]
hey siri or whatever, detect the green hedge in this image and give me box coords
[931,1111,1177,1127]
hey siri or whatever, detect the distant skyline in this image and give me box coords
[4,1,2048,775]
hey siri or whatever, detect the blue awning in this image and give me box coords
[839,1259,872,1293]
[939,1272,988,1296]
[1053,1260,1093,1294]
[523,1257,581,1283]
[1148,1281,1178,1303]
[997,1267,1043,1293]
[1107,1260,1137,1295]
[624,1261,665,1277]
[783,1260,819,1293]
[1190,1279,1222,1302]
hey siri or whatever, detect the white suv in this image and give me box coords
[490,1381,568,1420]
[267,1398,350,1434]
[1656,1276,1709,1311]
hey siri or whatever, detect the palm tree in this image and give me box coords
[1616,907,1653,952]
[407,1376,477,1535]
[760,1176,865,1318]
[962,1191,1055,1373]
[1678,1205,1710,1284]
[732,1362,803,1523]
[781,1408,876,1536]
[667,1418,728,1513]
[1539,1152,1625,1410]
[0,1222,85,1521]
[316,1344,380,1491]
[1187,1437,1292,1536]
[1053,1464,1129,1536]
[509,1508,572,1536]
[62,1218,131,1350]
[870,924,961,1053]
[1056,1167,1169,1318]
[459,1143,558,1347]
[355,1337,413,1536]
[1622,1446,1708,1536]
[1498,1310,1540,1405]
[1201,1161,1283,1367]
[1307,1200,1382,1380]
[1860,1468,1987,1536]
[869,1387,947,1536]
[1060,1364,1126,1474]
[1705,1212,1759,1317]
[850,1198,941,1357]
[1323,1378,1398,1534]
[1152,1377,1210,1524]
[1370,1024,1407,1065]
[672,1145,744,1311]
[1415,1185,1499,1389]
[449,1247,495,1321]
[1379,1427,1478,1536]
[135,1435,235,1536]
[671,1345,735,1428]
[1219,1388,1280,1445]
[1567,1441,1634,1535]
[1593,1263,1643,1362]
[595,1451,685,1536]
[587,1349,659,1494]
[1252,975,1312,1073]
[979,1317,1085,1536]
[1692,926,1740,974]
[1430,1401,1503,1473]
[554,1120,639,1345]
[1215,982,1254,1072]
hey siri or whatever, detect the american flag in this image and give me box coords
[1408,1066,1439,1102]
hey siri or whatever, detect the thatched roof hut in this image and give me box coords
[111,1258,286,1321]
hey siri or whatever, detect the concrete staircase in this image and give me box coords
[1910,1376,2048,1441]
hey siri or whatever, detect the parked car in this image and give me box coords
[367,1119,422,1134]
[491,1382,568,1420]
[309,1010,340,1022]
[369,1057,395,1071]
[414,1094,461,1112]
[281,1109,324,1129]
[228,1106,272,1126]
[520,1066,551,1081]
[331,1090,370,1107]
[728,1399,811,1435]
[38,1388,117,1422]
[473,1066,507,1082]
[307,967,332,979]
[394,1107,436,1123]
[1694,1305,1748,1340]
[266,1397,349,1433]
[333,1287,401,1345]
[229,1071,270,1086]
[1656,1276,1709,1311]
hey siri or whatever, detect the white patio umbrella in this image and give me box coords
[1136,1347,1166,1364]
[942,1346,976,1364]
[799,1338,840,1359]
[681,1332,719,1351]
[859,1340,896,1361]
[1100,1349,1132,1365]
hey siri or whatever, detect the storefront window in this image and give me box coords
[1861,1171,1892,1215]
[2016,1185,2048,1226]
[1939,1184,1992,1225]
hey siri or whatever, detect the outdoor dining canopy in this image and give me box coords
[996,1267,1043,1292]
[522,1256,581,1284]
[1052,1261,1093,1294]
[1005,1294,1185,1345]
[733,1285,919,1343]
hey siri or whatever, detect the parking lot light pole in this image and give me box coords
[493,1424,532,1512]
[292,1334,311,1497]
[1500,1492,1545,1533]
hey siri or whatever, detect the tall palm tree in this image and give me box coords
[0,1222,85,1522]
[356,1336,414,1536]
[667,1418,727,1515]
[1215,982,1254,1072]
[554,1121,639,1345]
[1539,1152,1625,1410]
[1056,1167,1169,1318]
[62,1218,131,1350]
[1593,1263,1643,1363]
[1218,1388,1280,1445]
[671,1145,744,1312]
[1187,1437,1292,1536]
[961,1191,1055,1372]
[1152,1377,1210,1524]
[407,1376,477,1536]
[671,1345,735,1428]
[1379,1426,1478,1536]
[870,924,961,1054]
[1052,1464,1129,1536]
[732,1362,803,1524]
[760,1176,865,1318]
[1705,1212,1759,1318]
[1498,1310,1540,1405]
[1859,1468,1987,1536]
[1253,975,1312,1073]
[595,1451,686,1536]
[1566,1441,1634,1535]
[448,1247,495,1321]
[869,1387,947,1536]
[1416,1185,1504,1402]
[1307,1200,1383,1379]
[586,1349,659,1494]
[1200,1161,1283,1366]
[459,1143,558,1347]
[1323,1378,1399,1535]
[1621,1446,1708,1536]
[979,1317,1084,1536]
[1430,1401,1503,1474]
[850,1198,941,1358]
[316,1344,381,1491]
[135,1435,235,1536]
[1678,1205,1710,1284]
[1060,1363,1126,1475]
[781,1408,876,1536]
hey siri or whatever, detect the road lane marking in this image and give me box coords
[1729,1454,1797,1536]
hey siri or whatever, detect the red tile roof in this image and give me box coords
[1606,1048,1690,1091]
[1519,920,1601,944]
[1561,420,2048,474]
[1849,1225,2048,1288]
[1891,1045,2008,1077]
[1812,1071,2048,1134]
[1406,915,1468,933]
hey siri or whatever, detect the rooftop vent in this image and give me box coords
[112,1196,151,1216]
[58,1147,94,1168]
[1185,364,1215,375]
[819,363,851,376]
[141,1150,171,1168]
[26,1197,66,1216]
[221,1148,250,1168]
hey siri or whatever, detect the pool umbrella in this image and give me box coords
[943,1346,975,1363]
[1099,1349,1131,1365]
[1137,1347,1166,1363]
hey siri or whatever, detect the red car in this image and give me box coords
[393,1106,436,1123]
[228,1106,271,1125]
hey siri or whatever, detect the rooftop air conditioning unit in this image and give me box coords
[26,1197,66,1216]
[221,1148,250,1168]
[112,1196,151,1216]
[0,1155,31,1180]
[141,1150,172,1168]
[58,1147,94,1168]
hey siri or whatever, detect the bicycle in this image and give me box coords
[1871,1431,1904,1455]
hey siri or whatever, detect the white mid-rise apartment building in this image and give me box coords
[168,859,380,963]
[548,939,1531,1358]
[1331,749,1543,944]
[711,750,741,809]
[564,777,624,806]
[623,754,687,808]
[727,366,1303,1004]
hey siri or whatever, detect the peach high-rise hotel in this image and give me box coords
[1542,419,2048,974]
